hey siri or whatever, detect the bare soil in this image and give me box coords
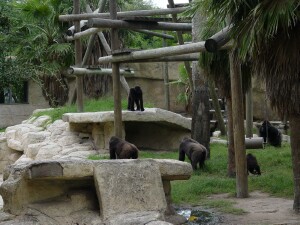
[210,191,300,225]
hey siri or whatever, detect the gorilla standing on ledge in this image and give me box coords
[259,120,282,147]
[109,136,139,159]
[179,137,207,170]
[127,86,144,111]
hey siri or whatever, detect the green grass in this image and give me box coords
[89,142,294,214]
[31,97,154,122]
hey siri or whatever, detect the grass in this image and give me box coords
[31,97,153,122]
[90,142,294,214]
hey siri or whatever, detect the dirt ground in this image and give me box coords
[209,191,300,225]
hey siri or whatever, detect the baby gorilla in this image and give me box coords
[127,86,144,111]
[247,153,261,175]
[179,137,207,170]
[109,136,139,159]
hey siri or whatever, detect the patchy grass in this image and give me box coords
[88,142,293,214]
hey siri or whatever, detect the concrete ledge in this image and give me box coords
[0,159,192,224]
[62,108,192,151]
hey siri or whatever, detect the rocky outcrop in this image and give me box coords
[0,116,99,168]
[0,159,192,225]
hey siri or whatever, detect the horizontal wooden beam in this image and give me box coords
[67,67,134,76]
[98,42,205,64]
[205,26,232,52]
[133,29,175,39]
[98,42,232,64]
[127,53,200,63]
[87,18,192,31]
[59,7,187,22]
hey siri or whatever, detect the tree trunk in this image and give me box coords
[290,115,300,212]
[191,3,210,157]
[191,65,211,157]
[226,96,236,177]
[229,51,248,198]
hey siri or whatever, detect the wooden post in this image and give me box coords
[74,0,84,112]
[208,80,226,135]
[162,35,170,110]
[246,76,253,138]
[229,50,248,198]
[110,0,122,138]
[168,0,193,93]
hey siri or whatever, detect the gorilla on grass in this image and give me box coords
[246,153,261,175]
[109,136,139,159]
[127,86,144,111]
[179,137,207,170]
[259,120,282,147]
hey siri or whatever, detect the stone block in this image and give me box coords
[94,159,167,220]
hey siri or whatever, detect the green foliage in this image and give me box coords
[169,63,190,105]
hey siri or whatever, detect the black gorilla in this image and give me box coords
[127,86,144,111]
[179,137,207,170]
[259,120,282,147]
[109,136,139,159]
[246,153,261,175]
[210,121,218,137]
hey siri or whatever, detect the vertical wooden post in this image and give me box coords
[246,76,253,138]
[229,51,248,198]
[74,0,84,112]
[110,0,122,138]
[162,36,170,110]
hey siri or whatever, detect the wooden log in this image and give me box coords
[245,137,264,149]
[65,28,102,41]
[133,29,174,39]
[67,67,134,76]
[98,42,205,64]
[129,53,199,63]
[87,18,192,31]
[205,26,232,52]
[59,7,187,22]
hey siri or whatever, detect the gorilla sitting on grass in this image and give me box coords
[247,153,261,175]
[179,137,207,170]
[109,136,139,159]
[259,120,282,147]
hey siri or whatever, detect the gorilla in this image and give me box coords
[179,137,207,170]
[259,120,282,147]
[127,86,144,111]
[247,153,261,175]
[109,136,139,159]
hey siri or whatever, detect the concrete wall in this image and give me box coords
[0,80,49,129]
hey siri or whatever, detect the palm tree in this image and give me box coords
[193,0,300,211]
[8,0,74,107]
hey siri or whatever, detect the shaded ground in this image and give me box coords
[208,191,300,225]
